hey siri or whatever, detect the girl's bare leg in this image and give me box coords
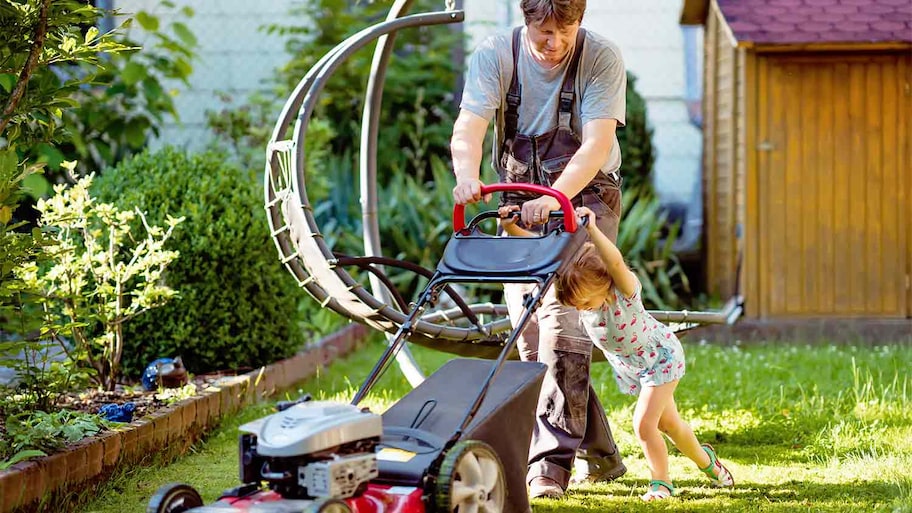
[633,381,678,484]
[656,395,712,469]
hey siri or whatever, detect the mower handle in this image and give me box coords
[452,183,577,233]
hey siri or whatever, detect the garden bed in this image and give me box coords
[0,323,369,513]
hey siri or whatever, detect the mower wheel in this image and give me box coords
[434,440,505,513]
[146,483,204,513]
[307,498,353,512]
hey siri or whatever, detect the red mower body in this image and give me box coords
[214,484,425,513]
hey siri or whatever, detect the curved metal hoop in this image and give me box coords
[264,6,515,357]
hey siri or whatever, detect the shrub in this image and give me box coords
[0,410,111,469]
[1,1,135,412]
[618,72,656,195]
[92,147,306,377]
[22,173,182,391]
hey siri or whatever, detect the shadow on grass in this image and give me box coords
[533,478,904,512]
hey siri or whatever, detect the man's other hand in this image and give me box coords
[453,177,491,204]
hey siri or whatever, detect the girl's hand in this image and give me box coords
[499,205,530,237]
[498,205,520,227]
[575,206,597,232]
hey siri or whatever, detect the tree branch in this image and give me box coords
[0,0,53,139]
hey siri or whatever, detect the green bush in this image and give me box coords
[618,72,656,195]
[91,147,306,377]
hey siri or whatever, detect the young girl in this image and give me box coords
[500,205,734,501]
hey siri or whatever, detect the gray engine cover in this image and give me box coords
[239,401,381,457]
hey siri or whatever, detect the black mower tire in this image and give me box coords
[434,440,506,513]
[146,482,204,513]
[307,498,353,512]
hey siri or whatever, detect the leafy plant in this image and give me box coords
[1,0,137,412]
[0,151,48,322]
[20,171,183,391]
[0,0,131,152]
[0,448,46,471]
[0,410,111,467]
[155,383,198,406]
[0,338,90,415]
[617,185,689,309]
[1,0,131,319]
[91,147,308,377]
[50,2,197,179]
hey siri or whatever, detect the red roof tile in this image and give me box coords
[717,0,912,44]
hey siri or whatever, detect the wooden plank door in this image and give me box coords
[754,53,910,318]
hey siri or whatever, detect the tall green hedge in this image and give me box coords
[92,147,305,377]
[618,71,656,195]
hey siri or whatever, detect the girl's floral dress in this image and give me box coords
[580,282,685,395]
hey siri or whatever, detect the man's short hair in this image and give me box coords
[521,0,586,27]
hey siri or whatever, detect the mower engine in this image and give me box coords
[238,401,382,500]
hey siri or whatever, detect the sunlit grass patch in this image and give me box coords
[76,339,912,513]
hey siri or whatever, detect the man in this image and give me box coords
[450,0,628,500]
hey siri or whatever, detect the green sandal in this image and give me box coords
[699,444,734,487]
[641,479,675,501]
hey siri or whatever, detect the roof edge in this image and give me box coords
[746,41,912,53]
[680,0,709,25]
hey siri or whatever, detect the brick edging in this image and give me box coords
[0,323,370,513]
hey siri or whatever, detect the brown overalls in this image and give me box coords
[497,27,625,489]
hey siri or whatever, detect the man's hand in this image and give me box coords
[452,177,491,205]
[521,195,561,225]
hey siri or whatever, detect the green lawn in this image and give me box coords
[77,336,912,513]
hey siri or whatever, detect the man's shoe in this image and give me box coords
[571,455,627,484]
[528,476,565,499]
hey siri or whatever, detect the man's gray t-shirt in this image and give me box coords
[460,27,626,176]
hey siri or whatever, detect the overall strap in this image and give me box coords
[559,28,587,130]
[503,26,523,150]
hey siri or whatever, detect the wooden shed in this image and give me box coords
[681,0,912,319]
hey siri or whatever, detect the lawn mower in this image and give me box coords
[147,183,590,513]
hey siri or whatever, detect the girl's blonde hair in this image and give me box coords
[555,243,611,307]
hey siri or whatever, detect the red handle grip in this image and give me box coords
[452,183,577,233]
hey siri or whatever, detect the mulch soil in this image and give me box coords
[56,373,224,419]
